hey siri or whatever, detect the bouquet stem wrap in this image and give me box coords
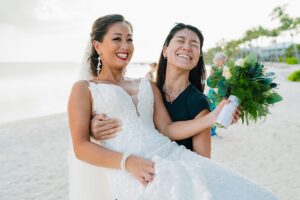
[215,95,240,129]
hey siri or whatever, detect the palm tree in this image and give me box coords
[267,28,280,62]
[224,39,243,59]
[271,5,300,63]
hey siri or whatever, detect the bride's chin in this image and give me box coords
[113,64,128,71]
[116,61,130,68]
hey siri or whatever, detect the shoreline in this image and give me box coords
[0,112,67,128]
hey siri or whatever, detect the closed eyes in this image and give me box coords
[176,40,199,48]
[113,37,121,41]
[112,37,133,42]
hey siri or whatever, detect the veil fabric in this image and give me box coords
[78,41,93,80]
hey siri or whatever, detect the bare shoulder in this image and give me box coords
[70,80,90,96]
[73,80,89,87]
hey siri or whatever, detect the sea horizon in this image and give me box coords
[0,62,151,124]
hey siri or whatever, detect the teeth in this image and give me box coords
[178,54,191,60]
[117,53,128,58]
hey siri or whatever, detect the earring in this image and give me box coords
[97,56,101,75]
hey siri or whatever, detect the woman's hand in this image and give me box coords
[125,155,155,186]
[231,107,241,124]
[212,99,229,119]
[213,99,241,125]
[90,114,122,140]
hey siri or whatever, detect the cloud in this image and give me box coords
[0,0,40,27]
[0,0,90,33]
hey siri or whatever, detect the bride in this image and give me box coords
[68,14,278,200]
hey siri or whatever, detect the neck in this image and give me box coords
[164,64,190,91]
[163,64,190,102]
[95,66,125,84]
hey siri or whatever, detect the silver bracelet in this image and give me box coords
[121,152,131,171]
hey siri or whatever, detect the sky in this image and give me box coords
[0,0,299,63]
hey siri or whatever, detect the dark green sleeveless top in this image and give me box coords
[163,84,211,151]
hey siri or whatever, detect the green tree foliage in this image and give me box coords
[204,5,299,62]
[285,44,300,57]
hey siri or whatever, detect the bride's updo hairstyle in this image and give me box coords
[88,14,133,77]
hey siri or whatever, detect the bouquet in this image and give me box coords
[207,53,283,127]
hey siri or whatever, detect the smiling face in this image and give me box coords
[93,21,134,71]
[163,28,201,71]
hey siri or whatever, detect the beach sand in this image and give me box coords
[1,64,299,200]
[0,113,70,200]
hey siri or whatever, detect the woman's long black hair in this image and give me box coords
[156,23,206,95]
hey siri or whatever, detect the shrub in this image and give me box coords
[288,70,300,82]
[286,57,299,64]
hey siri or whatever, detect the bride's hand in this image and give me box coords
[125,155,155,186]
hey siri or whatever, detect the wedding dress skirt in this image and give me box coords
[68,78,277,200]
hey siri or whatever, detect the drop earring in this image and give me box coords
[97,56,101,75]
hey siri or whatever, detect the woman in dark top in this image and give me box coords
[156,23,212,157]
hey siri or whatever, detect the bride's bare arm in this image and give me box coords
[68,81,123,168]
[68,81,154,185]
[151,82,227,140]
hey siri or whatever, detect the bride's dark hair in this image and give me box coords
[88,14,133,77]
[156,23,206,94]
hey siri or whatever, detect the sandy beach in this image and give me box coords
[1,64,299,200]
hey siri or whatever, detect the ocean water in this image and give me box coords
[0,62,150,124]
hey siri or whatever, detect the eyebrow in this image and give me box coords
[176,36,200,44]
[112,33,132,37]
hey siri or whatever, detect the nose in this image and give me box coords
[121,40,130,50]
[182,41,192,51]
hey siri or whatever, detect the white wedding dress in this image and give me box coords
[69,78,277,200]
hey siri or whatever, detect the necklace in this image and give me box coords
[163,82,190,104]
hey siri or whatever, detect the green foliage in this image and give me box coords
[286,57,299,64]
[285,44,300,57]
[207,66,223,88]
[288,70,300,81]
[207,53,283,125]
[271,6,300,32]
